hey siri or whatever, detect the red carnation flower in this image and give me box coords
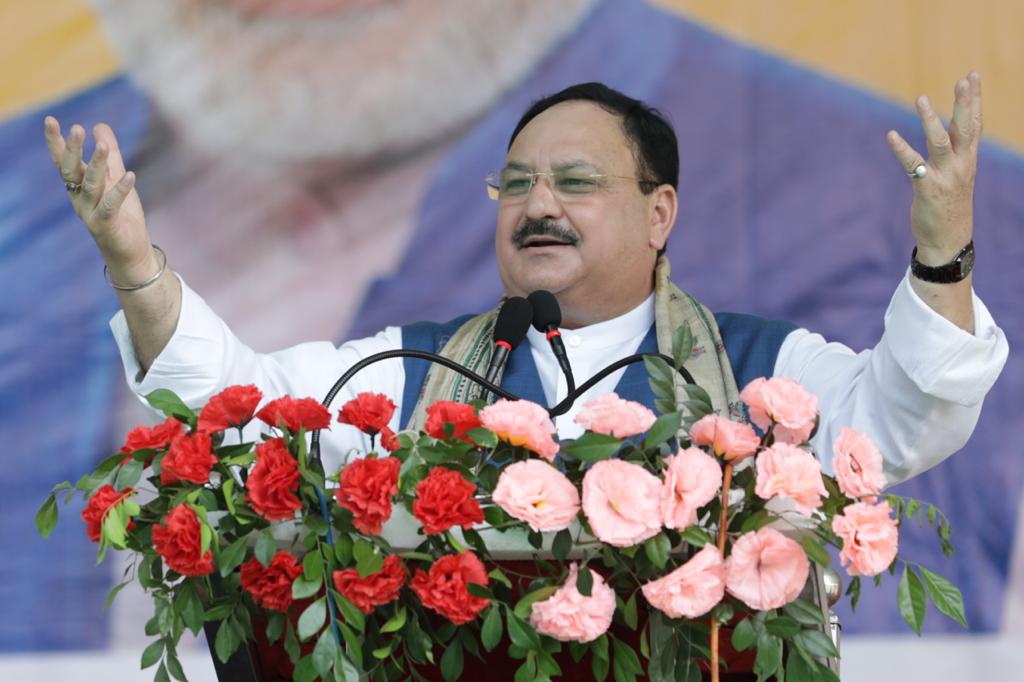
[152,505,214,576]
[333,555,407,614]
[412,467,483,535]
[424,400,482,443]
[256,396,331,433]
[334,456,400,535]
[160,432,217,485]
[198,384,263,434]
[380,427,400,453]
[410,552,490,624]
[338,393,396,436]
[247,438,302,521]
[240,551,303,612]
[81,484,136,542]
[119,416,184,465]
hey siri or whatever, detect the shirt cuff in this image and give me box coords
[883,270,1009,406]
[108,273,228,401]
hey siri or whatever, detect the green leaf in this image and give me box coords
[440,638,464,682]
[165,651,187,682]
[338,621,364,670]
[488,567,513,589]
[672,322,694,370]
[560,432,623,462]
[576,565,594,597]
[682,383,713,407]
[218,536,248,577]
[297,597,327,641]
[753,633,783,681]
[466,428,498,448]
[467,582,494,600]
[334,534,354,567]
[214,617,240,663]
[199,521,213,557]
[255,530,276,567]
[354,539,383,578]
[897,564,927,635]
[783,597,826,625]
[679,525,713,548]
[305,513,330,536]
[103,580,131,611]
[372,644,392,660]
[294,655,318,682]
[800,535,832,567]
[141,638,165,669]
[919,566,968,629]
[731,618,755,652]
[785,650,816,682]
[506,609,541,650]
[154,661,170,682]
[292,574,322,600]
[335,594,366,633]
[312,628,339,678]
[481,606,503,652]
[176,581,205,635]
[622,592,638,631]
[712,601,735,626]
[738,510,773,533]
[145,389,196,422]
[514,585,559,619]
[792,629,839,659]
[643,411,682,450]
[765,615,802,639]
[611,636,643,675]
[102,503,128,549]
[644,533,671,569]
[552,529,573,563]
[304,551,324,583]
[380,606,406,634]
[115,458,144,490]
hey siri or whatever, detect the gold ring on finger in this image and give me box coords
[906,163,927,179]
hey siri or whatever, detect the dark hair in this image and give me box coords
[507,82,679,195]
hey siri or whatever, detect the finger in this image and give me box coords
[81,143,110,205]
[886,130,927,178]
[949,77,973,152]
[95,171,136,224]
[93,123,126,177]
[916,95,952,162]
[43,116,67,166]
[60,124,87,184]
[969,71,983,148]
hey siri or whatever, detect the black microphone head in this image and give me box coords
[494,297,534,348]
[527,290,561,332]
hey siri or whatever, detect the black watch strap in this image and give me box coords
[911,240,975,283]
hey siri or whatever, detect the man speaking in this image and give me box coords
[44,77,1005,491]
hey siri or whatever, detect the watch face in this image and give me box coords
[960,248,976,277]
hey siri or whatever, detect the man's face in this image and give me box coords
[495,101,673,328]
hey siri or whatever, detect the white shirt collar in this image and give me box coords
[526,292,655,353]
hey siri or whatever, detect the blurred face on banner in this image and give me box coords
[495,101,677,328]
[91,0,597,163]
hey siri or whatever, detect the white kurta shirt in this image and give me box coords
[111,271,1007,486]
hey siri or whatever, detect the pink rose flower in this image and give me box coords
[642,545,726,619]
[740,377,818,444]
[832,427,887,501]
[582,460,663,547]
[754,443,828,516]
[479,399,559,461]
[690,415,761,461]
[530,564,616,643]
[725,527,809,610]
[491,460,580,532]
[832,501,899,576]
[660,448,723,530]
[574,393,657,438]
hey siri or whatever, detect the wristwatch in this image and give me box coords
[911,240,975,283]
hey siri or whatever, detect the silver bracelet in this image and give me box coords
[104,245,167,291]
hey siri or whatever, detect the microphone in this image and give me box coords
[483,296,534,389]
[527,290,575,395]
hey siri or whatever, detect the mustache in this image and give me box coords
[512,219,581,249]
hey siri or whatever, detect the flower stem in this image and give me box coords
[709,462,734,682]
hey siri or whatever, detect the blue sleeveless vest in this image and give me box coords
[399,313,795,428]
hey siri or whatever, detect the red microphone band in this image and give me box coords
[546,329,561,341]
[495,340,512,351]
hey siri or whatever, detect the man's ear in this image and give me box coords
[648,184,677,250]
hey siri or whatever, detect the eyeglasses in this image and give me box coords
[484,168,658,202]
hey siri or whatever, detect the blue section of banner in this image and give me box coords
[0,77,150,650]
[352,0,1024,633]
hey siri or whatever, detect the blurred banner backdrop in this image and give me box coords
[2,0,1021,679]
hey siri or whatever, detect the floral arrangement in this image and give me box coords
[37,328,965,682]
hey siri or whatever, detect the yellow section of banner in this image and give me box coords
[658,0,1024,152]
[0,0,120,119]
